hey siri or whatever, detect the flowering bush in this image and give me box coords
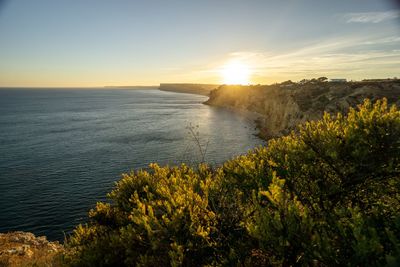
[65,99,400,266]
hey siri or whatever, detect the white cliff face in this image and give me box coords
[205,82,400,139]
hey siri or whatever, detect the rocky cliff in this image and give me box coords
[204,80,400,139]
[0,232,63,266]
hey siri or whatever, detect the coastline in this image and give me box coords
[203,101,267,139]
[158,83,219,96]
[161,86,268,140]
[204,81,400,140]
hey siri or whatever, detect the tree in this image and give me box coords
[317,76,328,82]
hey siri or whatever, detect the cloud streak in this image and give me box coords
[344,10,400,23]
[216,34,400,82]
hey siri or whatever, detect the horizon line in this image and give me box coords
[0,76,398,89]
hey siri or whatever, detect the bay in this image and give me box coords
[0,88,262,240]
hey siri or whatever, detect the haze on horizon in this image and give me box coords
[0,0,399,87]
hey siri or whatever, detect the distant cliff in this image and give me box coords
[205,80,400,139]
[159,83,219,96]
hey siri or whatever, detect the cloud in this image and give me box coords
[216,34,400,82]
[344,10,400,23]
[187,32,400,84]
[362,36,400,45]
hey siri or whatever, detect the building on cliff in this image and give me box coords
[330,78,347,82]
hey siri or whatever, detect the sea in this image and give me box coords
[0,88,263,241]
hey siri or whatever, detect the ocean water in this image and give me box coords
[0,89,263,241]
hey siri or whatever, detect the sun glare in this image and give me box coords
[221,61,251,85]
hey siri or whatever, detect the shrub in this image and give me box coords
[65,98,400,266]
[65,164,221,266]
[246,98,400,266]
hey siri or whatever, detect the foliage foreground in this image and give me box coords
[65,99,400,266]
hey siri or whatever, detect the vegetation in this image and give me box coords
[65,99,400,266]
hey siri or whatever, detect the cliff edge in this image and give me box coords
[0,232,63,266]
[204,79,400,139]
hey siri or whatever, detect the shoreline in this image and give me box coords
[158,88,209,96]
[158,83,219,96]
[203,101,269,141]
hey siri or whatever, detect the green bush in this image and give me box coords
[65,98,400,266]
[65,164,221,266]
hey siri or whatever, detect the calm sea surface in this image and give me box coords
[0,89,263,241]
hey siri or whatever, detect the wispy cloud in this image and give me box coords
[212,34,400,82]
[343,10,400,23]
[362,36,400,45]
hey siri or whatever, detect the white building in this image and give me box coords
[330,78,347,82]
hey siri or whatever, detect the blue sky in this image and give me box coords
[0,0,399,86]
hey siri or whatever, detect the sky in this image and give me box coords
[0,0,399,87]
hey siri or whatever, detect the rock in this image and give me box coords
[22,245,33,258]
[0,231,63,266]
[36,236,48,245]
[47,243,59,252]
[6,248,17,255]
[16,246,24,255]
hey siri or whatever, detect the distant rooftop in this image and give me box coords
[330,78,347,82]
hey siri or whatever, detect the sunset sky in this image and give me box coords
[0,0,399,87]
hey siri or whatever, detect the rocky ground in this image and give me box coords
[0,232,63,267]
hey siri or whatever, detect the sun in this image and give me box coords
[221,61,251,85]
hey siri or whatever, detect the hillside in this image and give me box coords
[159,83,219,96]
[205,79,400,139]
